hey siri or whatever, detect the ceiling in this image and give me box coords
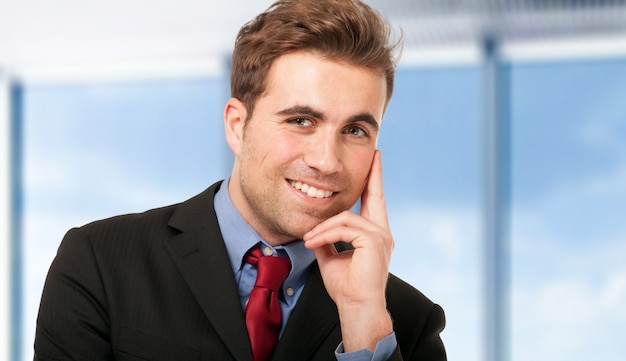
[2,0,626,81]
[0,0,275,78]
[368,0,626,46]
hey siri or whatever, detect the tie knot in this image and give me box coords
[246,247,291,292]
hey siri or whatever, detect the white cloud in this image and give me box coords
[599,269,626,317]
[512,261,626,359]
[389,205,480,263]
[388,205,482,361]
[511,192,626,360]
[576,83,626,160]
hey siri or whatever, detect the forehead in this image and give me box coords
[266,51,385,88]
[261,52,387,121]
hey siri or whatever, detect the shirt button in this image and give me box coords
[286,287,295,297]
[262,246,273,256]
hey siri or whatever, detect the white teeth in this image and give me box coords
[289,180,334,199]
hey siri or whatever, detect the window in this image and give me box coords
[382,66,482,361]
[11,56,626,361]
[510,58,626,360]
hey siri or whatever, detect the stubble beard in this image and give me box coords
[238,167,357,244]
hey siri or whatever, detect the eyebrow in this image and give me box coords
[276,105,380,132]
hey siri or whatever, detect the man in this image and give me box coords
[34,0,446,360]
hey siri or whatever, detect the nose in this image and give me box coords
[303,133,343,175]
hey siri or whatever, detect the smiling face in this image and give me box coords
[224,51,387,245]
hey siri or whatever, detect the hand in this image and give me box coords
[303,150,394,352]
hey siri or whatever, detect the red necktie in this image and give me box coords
[244,247,291,361]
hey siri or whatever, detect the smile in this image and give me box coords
[289,180,334,199]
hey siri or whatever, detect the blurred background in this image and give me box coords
[1,0,626,360]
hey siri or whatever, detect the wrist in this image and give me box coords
[338,301,393,352]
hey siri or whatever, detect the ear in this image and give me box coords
[223,97,247,156]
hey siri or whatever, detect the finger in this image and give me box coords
[304,210,380,240]
[304,225,387,253]
[309,243,343,271]
[310,242,336,260]
[304,225,360,249]
[360,150,389,228]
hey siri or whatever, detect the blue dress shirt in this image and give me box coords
[213,180,396,360]
[214,180,315,334]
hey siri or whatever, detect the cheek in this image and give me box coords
[243,129,302,169]
[346,149,376,187]
[266,133,302,165]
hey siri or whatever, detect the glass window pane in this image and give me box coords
[381,66,482,361]
[511,58,626,360]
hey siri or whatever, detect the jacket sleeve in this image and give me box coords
[394,303,446,361]
[34,227,114,361]
[413,303,446,360]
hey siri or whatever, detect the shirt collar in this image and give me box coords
[214,179,316,278]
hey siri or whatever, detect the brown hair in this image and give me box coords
[230,0,401,118]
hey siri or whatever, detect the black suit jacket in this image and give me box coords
[34,181,446,360]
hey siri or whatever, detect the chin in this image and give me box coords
[283,215,324,239]
[287,224,315,240]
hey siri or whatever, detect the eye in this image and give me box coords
[344,125,368,137]
[289,117,314,127]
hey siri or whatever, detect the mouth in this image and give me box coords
[288,179,335,199]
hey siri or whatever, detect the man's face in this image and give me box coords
[225,51,387,245]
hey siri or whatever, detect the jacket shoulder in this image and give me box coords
[73,182,222,244]
[386,273,437,313]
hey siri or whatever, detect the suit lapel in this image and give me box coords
[272,264,340,360]
[163,183,252,361]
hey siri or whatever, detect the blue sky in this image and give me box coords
[19,58,626,360]
[509,58,626,359]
